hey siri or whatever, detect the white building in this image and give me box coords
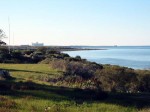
[32,42,44,46]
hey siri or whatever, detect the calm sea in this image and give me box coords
[64,46,150,70]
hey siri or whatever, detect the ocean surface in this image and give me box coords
[64,46,150,70]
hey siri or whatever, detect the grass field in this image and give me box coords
[0,64,150,112]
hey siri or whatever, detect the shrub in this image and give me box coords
[31,52,45,63]
[95,65,139,92]
[49,59,68,72]
[11,51,22,60]
[49,59,103,79]
[36,47,48,55]
[65,61,96,79]
[75,55,81,60]
[39,58,52,64]
[0,47,11,62]
[46,50,60,55]
[0,46,9,54]
[138,73,150,92]
[46,53,70,60]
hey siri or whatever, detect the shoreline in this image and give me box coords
[7,45,107,51]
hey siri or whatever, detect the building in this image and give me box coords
[32,42,44,46]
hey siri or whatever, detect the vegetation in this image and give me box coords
[48,58,150,93]
[0,64,150,112]
[0,47,45,63]
[0,29,7,46]
[0,47,150,111]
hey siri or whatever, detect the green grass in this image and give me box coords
[0,64,61,84]
[0,64,149,112]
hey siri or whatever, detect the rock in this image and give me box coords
[0,70,11,80]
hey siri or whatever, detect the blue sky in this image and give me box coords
[0,0,150,45]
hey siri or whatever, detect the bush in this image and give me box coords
[46,53,70,60]
[0,46,9,54]
[95,65,139,92]
[36,47,48,54]
[65,61,100,79]
[49,59,67,71]
[75,55,81,60]
[31,52,45,63]
[46,50,60,55]
[138,73,150,92]
[39,58,52,64]
[49,59,103,79]
[0,47,11,62]
[11,50,22,59]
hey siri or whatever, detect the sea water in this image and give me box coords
[64,46,150,70]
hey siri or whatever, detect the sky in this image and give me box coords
[0,0,150,46]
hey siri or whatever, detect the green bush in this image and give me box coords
[0,46,9,54]
[36,47,48,54]
[49,59,103,79]
[0,47,11,62]
[95,65,139,92]
[11,50,22,59]
[46,50,60,55]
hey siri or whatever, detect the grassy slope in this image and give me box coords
[0,64,149,112]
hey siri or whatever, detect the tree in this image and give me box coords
[0,29,7,46]
[0,46,11,62]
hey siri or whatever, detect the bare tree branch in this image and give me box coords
[0,29,7,39]
[0,29,7,45]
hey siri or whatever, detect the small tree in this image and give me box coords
[0,29,7,46]
[0,46,11,62]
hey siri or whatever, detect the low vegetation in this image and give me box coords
[0,46,150,111]
[0,64,150,112]
[48,58,150,93]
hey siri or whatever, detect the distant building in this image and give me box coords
[32,42,44,46]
